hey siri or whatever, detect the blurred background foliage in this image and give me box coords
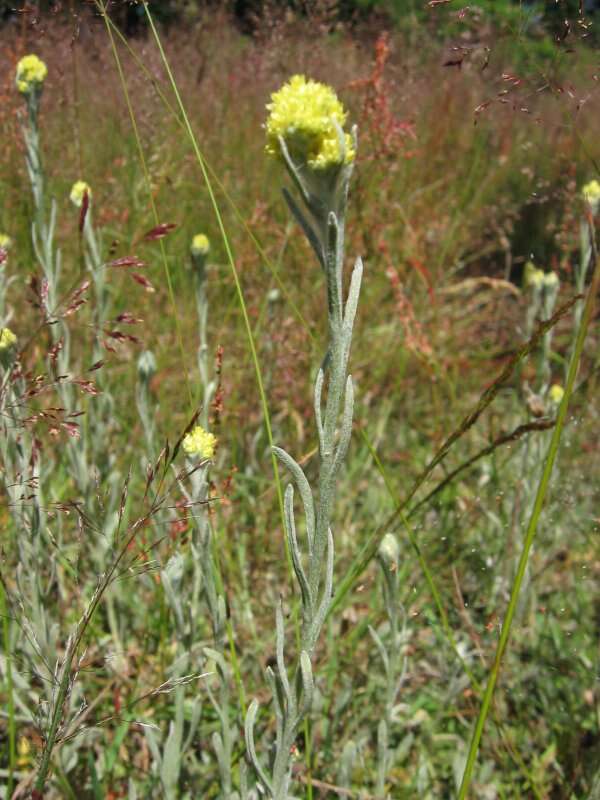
[1,0,599,43]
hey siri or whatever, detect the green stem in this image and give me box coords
[457,256,600,799]
[33,634,78,791]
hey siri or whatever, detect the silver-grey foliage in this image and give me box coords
[244,127,363,798]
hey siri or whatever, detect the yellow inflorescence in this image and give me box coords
[15,54,48,95]
[17,736,32,768]
[549,384,564,405]
[191,233,210,257]
[524,261,544,289]
[182,425,217,459]
[70,181,92,208]
[524,262,558,291]
[0,328,17,350]
[265,74,355,171]
[582,179,600,208]
[0,233,11,251]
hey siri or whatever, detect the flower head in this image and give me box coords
[70,180,92,208]
[582,179,600,213]
[265,74,355,171]
[0,233,12,251]
[543,271,559,290]
[15,54,48,95]
[191,233,210,257]
[182,425,217,459]
[524,261,544,289]
[0,328,17,350]
[549,384,564,405]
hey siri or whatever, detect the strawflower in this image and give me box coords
[191,233,210,257]
[0,327,17,350]
[0,233,12,251]
[543,271,559,290]
[524,261,544,289]
[549,384,564,405]
[70,181,92,208]
[15,54,48,95]
[182,425,217,459]
[582,179,600,212]
[265,74,355,171]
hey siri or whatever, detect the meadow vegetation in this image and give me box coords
[0,3,599,798]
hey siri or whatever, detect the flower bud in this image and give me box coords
[137,350,157,384]
[549,384,564,405]
[377,533,400,570]
[191,233,210,258]
[582,179,600,215]
[69,181,92,209]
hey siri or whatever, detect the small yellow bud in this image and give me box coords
[191,233,210,257]
[0,328,17,350]
[543,271,559,290]
[549,384,564,405]
[0,233,12,251]
[524,261,544,289]
[182,425,217,459]
[582,179,600,211]
[15,54,48,95]
[17,736,32,768]
[69,181,92,208]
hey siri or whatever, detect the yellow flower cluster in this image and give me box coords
[191,233,210,257]
[17,736,32,769]
[182,425,217,459]
[15,54,48,95]
[582,179,600,210]
[70,181,92,208]
[0,328,17,350]
[524,262,558,290]
[0,233,11,251]
[549,384,564,405]
[265,75,355,171]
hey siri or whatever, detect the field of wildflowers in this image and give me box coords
[0,3,599,799]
